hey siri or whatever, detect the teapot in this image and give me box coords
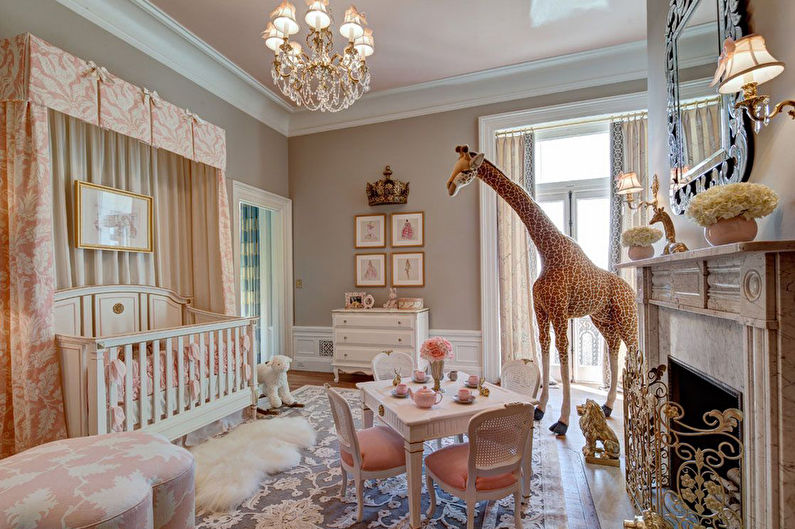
[408,386,443,408]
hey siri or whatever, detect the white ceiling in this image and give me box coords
[150,0,650,106]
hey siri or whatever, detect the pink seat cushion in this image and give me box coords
[425,443,518,491]
[0,431,195,529]
[340,425,405,471]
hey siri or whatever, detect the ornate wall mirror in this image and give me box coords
[666,0,754,215]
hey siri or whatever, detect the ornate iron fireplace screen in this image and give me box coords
[623,348,744,529]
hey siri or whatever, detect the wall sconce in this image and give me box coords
[714,34,795,132]
[616,172,688,254]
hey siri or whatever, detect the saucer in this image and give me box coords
[453,395,476,405]
[412,377,429,384]
[464,382,479,389]
[391,390,409,398]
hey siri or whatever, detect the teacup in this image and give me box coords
[457,388,472,401]
[395,383,408,396]
[414,370,427,382]
[467,374,479,386]
[448,370,458,381]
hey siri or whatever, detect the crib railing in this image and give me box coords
[57,315,257,439]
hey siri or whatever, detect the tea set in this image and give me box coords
[391,371,481,407]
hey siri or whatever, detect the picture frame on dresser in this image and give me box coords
[355,253,387,287]
[75,180,153,252]
[392,252,424,287]
[354,213,386,248]
[391,211,424,247]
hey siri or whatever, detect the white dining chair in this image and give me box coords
[425,403,534,529]
[501,358,541,401]
[325,384,406,522]
[371,350,415,381]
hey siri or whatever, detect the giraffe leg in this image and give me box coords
[549,317,570,436]
[590,317,621,417]
[534,307,551,421]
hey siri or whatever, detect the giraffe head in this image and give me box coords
[447,145,485,197]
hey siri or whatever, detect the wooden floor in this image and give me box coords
[287,370,371,390]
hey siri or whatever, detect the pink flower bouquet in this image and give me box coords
[420,337,453,363]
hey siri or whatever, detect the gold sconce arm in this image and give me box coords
[735,82,795,125]
[619,174,688,255]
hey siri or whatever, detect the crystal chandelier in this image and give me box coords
[263,1,374,112]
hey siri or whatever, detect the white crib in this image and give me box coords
[54,285,258,440]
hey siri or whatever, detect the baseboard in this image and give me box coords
[291,326,483,376]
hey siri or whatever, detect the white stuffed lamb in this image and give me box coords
[257,355,298,410]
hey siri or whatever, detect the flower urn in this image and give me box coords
[628,245,655,260]
[704,216,758,246]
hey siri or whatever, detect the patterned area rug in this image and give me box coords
[197,385,569,529]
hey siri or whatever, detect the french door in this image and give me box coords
[535,178,610,384]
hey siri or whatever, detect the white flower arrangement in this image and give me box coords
[686,183,779,227]
[621,226,663,248]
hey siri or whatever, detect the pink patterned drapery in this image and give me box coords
[0,33,235,454]
[0,33,227,171]
[0,101,67,457]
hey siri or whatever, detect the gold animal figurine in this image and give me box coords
[478,377,490,397]
[650,205,688,254]
[392,368,402,387]
[577,399,620,466]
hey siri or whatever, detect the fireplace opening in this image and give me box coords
[668,357,743,526]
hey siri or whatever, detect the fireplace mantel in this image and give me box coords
[618,241,795,529]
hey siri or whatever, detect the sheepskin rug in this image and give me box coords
[190,417,316,512]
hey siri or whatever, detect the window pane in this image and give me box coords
[535,132,610,183]
[575,197,610,270]
[537,200,565,233]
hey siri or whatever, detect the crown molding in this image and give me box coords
[287,40,651,136]
[56,0,292,135]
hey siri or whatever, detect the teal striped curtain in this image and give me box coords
[240,204,261,341]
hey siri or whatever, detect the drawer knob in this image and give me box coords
[344,353,348,357]
[343,319,347,324]
[344,336,348,340]
[397,321,401,325]
[112,303,125,314]
[397,338,402,342]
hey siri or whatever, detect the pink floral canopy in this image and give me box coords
[0,33,235,456]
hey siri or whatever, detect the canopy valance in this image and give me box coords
[0,33,227,170]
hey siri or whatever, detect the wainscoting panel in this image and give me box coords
[292,326,483,376]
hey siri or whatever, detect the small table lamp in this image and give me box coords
[715,34,795,131]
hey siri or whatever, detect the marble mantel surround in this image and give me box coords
[617,241,795,529]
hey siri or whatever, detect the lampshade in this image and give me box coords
[271,1,300,36]
[262,22,287,52]
[305,0,331,30]
[719,34,785,94]
[616,171,643,195]
[339,5,366,41]
[354,28,374,57]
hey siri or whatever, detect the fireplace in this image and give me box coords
[668,358,743,525]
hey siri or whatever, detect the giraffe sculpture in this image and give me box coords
[447,145,638,435]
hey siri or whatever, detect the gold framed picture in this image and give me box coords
[355,253,387,287]
[391,251,424,287]
[391,211,424,247]
[354,213,386,248]
[75,181,153,252]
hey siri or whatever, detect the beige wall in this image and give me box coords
[0,0,288,197]
[289,79,648,329]
[646,0,795,247]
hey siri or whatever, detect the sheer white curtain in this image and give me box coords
[496,133,538,366]
[681,99,721,168]
[49,110,227,313]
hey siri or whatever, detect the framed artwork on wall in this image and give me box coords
[355,253,387,287]
[391,211,424,247]
[354,213,386,248]
[391,252,424,287]
[74,180,153,252]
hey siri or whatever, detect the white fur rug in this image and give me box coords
[190,417,316,512]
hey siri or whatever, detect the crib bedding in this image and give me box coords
[106,337,252,432]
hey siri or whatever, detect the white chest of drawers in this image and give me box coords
[331,308,429,382]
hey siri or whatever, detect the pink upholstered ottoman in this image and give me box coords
[0,431,195,529]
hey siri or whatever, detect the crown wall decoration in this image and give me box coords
[366,165,409,206]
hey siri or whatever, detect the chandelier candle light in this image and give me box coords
[264,0,374,112]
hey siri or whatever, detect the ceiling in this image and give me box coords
[150,0,651,107]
